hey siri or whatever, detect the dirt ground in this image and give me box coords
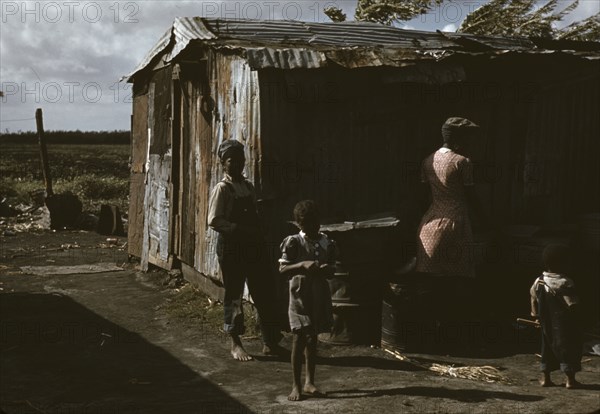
[1,230,599,414]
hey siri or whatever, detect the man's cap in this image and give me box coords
[218,140,244,161]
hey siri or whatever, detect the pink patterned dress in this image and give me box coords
[416,148,475,278]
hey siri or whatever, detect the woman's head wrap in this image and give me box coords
[542,244,570,273]
[441,117,479,144]
[218,140,245,161]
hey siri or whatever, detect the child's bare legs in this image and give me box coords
[565,372,581,389]
[303,333,323,396]
[289,331,307,401]
[540,371,554,387]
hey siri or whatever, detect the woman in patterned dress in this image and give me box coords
[416,117,482,348]
[417,117,480,278]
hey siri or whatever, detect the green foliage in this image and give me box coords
[354,0,443,25]
[324,6,347,22]
[0,130,129,145]
[0,143,130,213]
[0,144,129,181]
[334,0,599,41]
[69,174,129,200]
[557,13,600,41]
[0,179,41,201]
[458,0,599,40]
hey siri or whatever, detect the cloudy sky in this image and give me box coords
[0,0,597,132]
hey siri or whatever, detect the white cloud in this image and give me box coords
[558,0,600,28]
[442,23,457,32]
[1,0,357,131]
[3,0,596,132]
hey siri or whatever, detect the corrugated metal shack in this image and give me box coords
[125,18,600,300]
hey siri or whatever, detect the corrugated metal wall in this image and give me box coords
[130,51,599,285]
[256,61,600,248]
[257,67,459,243]
[173,51,262,282]
[524,73,600,223]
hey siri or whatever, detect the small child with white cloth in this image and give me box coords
[530,244,582,389]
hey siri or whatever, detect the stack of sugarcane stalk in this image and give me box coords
[384,348,513,384]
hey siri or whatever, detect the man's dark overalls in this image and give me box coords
[216,180,281,346]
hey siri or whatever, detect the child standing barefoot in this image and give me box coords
[530,244,583,389]
[279,200,337,401]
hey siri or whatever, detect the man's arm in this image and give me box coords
[207,184,237,234]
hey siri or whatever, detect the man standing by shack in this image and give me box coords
[208,140,282,361]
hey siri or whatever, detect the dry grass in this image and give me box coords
[161,284,261,339]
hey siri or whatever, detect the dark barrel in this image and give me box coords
[319,272,356,345]
[319,217,400,346]
[381,276,436,353]
[319,271,382,345]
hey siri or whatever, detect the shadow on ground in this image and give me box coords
[317,355,426,371]
[325,386,545,402]
[0,292,252,414]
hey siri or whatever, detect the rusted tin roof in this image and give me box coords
[125,17,600,81]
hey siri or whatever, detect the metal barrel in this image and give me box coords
[380,278,436,353]
[319,272,382,345]
[318,302,361,345]
[320,271,359,345]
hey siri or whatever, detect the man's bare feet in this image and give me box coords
[231,335,253,362]
[566,375,581,389]
[288,386,302,401]
[540,373,554,387]
[303,383,324,397]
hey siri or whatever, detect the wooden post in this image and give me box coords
[36,108,53,197]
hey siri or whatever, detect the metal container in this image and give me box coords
[380,277,437,353]
[328,272,351,303]
[319,217,400,345]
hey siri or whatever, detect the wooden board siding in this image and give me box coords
[140,67,175,271]
[145,153,172,269]
[192,53,262,283]
[160,53,263,284]
[128,94,148,257]
[128,172,145,257]
[178,65,203,266]
[130,95,149,174]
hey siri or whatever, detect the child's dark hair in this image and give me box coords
[542,244,570,274]
[293,200,319,225]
